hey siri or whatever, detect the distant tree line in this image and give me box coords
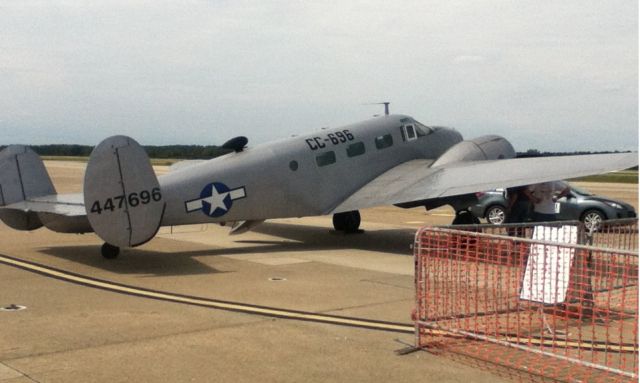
[515,149,631,158]
[516,149,637,170]
[0,145,634,169]
[0,144,232,159]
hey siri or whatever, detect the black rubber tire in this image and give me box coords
[333,213,346,231]
[452,211,480,225]
[101,243,120,259]
[333,211,361,233]
[485,205,507,225]
[581,209,605,232]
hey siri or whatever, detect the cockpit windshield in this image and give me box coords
[568,183,594,196]
[414,121,433,136]
[399,117,434,137]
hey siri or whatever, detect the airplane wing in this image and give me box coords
[330,153,638,214]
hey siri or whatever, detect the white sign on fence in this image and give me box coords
[520,225,578,304]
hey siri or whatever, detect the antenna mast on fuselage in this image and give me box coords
[366,101,391,116]
[382,102,390,116]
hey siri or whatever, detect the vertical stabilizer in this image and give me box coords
[84,136,165,248]
[0,145,56,230]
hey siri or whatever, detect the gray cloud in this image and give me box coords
[0,0,637,151]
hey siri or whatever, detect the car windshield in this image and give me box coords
[568,183,594,196]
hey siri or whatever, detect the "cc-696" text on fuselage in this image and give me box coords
[305,129,355,150]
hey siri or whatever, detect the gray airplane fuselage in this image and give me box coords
[158,114,463,226]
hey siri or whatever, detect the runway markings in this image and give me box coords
[0,253,636,354]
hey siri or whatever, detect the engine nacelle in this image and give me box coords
[432,135,515,167]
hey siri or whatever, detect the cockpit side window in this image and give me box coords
[401,124,417,141]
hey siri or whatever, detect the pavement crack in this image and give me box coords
[321,298,413,316]
[2,319,269,364]
[359,278,413,290]
[0,361,42,382]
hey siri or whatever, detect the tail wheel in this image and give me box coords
[452,211,480,225]
[485,205,507,225]
[101,243,120,259]
[581,209,605,232]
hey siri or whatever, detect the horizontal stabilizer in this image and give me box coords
[84,136,165,248]
[4,193,85,216]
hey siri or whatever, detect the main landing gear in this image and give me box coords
[451,210,480,225]
[101,243,120,259]
[332,210,362,233]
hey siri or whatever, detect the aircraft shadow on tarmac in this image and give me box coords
[35,223,417,276]
[240,222,417,256]
[37,243,225,277]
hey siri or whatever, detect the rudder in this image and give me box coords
[0,145,56,230]
[84,136,165,248]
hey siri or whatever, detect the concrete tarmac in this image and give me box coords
[0,161,637,382]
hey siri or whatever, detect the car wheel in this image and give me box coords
[485,205,506,225]
[581,209,605,232]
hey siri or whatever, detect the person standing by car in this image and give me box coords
[506,186,533,223]
[506,185,533,236]
[526,181,570,222]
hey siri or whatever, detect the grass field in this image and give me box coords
[570,170,638,184]
[42,156,178,166]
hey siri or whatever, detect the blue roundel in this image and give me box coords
[200,182,233,217]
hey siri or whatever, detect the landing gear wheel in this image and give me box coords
[332,211,362,233]
[452,210,480,225]
[101,243,120,259]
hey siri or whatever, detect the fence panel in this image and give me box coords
[414,223,638,382]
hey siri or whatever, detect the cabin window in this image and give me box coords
[375,134,393,149]
[315,151,336,167]
[346,142,365,157]
[289,160,299,171]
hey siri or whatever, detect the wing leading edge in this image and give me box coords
[330,153,638,214]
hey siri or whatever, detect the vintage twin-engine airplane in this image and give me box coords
[0,114,637,258]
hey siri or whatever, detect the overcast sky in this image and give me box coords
[1,1,637,151]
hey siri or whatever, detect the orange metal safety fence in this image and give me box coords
[587,219,638,252]
[414,222,638,382]
[441,218,638,252]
